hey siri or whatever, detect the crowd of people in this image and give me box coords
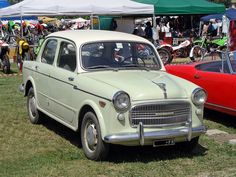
[202,20,223,37]
[133,16,202,45]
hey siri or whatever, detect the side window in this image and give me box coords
[57,42,76,72]
[41,39,57,65]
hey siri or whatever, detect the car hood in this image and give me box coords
[84,70,190,101]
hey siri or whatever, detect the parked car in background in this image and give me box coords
[166,51,236,116]
[19,30,207,161]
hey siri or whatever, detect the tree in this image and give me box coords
[209,0,231,7]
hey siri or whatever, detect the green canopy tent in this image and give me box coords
[134,0,225,15]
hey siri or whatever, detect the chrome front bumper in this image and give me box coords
[104,124,207,145]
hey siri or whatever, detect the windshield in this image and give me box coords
[81,42,161,70]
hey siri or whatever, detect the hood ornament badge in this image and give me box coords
[152,82,167,99]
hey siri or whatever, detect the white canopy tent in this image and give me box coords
[0,0,154,17]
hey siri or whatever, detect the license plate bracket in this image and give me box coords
[153,139,175,147]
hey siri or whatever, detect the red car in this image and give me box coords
[165,52,236,116]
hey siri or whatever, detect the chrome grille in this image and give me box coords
[130,102,191,127]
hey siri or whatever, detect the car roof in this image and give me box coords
[47,30,151,45]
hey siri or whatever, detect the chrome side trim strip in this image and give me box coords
[206,102,236,112]
[104,125,206,144]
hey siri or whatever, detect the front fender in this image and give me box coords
[79,99,107,139]
[189,45,203,61]
[193,39,203,46]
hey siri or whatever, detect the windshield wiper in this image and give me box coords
[86,65,111,69]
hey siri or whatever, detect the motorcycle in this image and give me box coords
[189,35,227,62]
[158,39,192,64]
[34,35,46,56]
[0,40,10,74]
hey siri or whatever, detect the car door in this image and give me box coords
[49,40,78,125]
[34,38,58,112]
[193,59,236,110]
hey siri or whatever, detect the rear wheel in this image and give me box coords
[81,112,109,160]
[158,48,172,65]
[27,87,41,124]
[2,55,10,74]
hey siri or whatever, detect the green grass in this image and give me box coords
[0,73,236,177]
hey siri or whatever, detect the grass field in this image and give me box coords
[0,65,236,177]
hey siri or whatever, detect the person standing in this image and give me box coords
[145,21,153,42]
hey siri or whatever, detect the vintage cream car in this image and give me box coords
[20,30,207,160]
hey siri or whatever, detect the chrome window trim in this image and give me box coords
[79,40,162,71]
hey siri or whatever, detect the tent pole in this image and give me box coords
[90,15,94,30]
[20,6,23,37]
[21,15,23,37]
[0,18,4,38]
[152,13,157,46]
[152,13,156,27]
[198,21,202,37]
[191,15,193,29]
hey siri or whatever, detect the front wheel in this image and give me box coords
[189,45,204,62]
[81,112,109,161]
[158,48,172,65]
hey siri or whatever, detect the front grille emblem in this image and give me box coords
[155,112,174,116]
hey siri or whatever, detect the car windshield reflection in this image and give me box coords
[81,41,161,70]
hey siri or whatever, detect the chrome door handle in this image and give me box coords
[68,77,74,81]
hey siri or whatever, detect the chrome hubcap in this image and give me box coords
[29,96,37,117]
[159,53,168,63]
[86,123,98,151]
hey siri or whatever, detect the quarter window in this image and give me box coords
[41,39,57,65]
[57,42,76,72]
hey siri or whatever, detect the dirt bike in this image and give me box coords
[158,39,192,64]
[0,40,10,74]
[189,35,227,62]
[33,35,46,56]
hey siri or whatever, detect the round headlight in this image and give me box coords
[191,88,207,105]
[112,91,131,112]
